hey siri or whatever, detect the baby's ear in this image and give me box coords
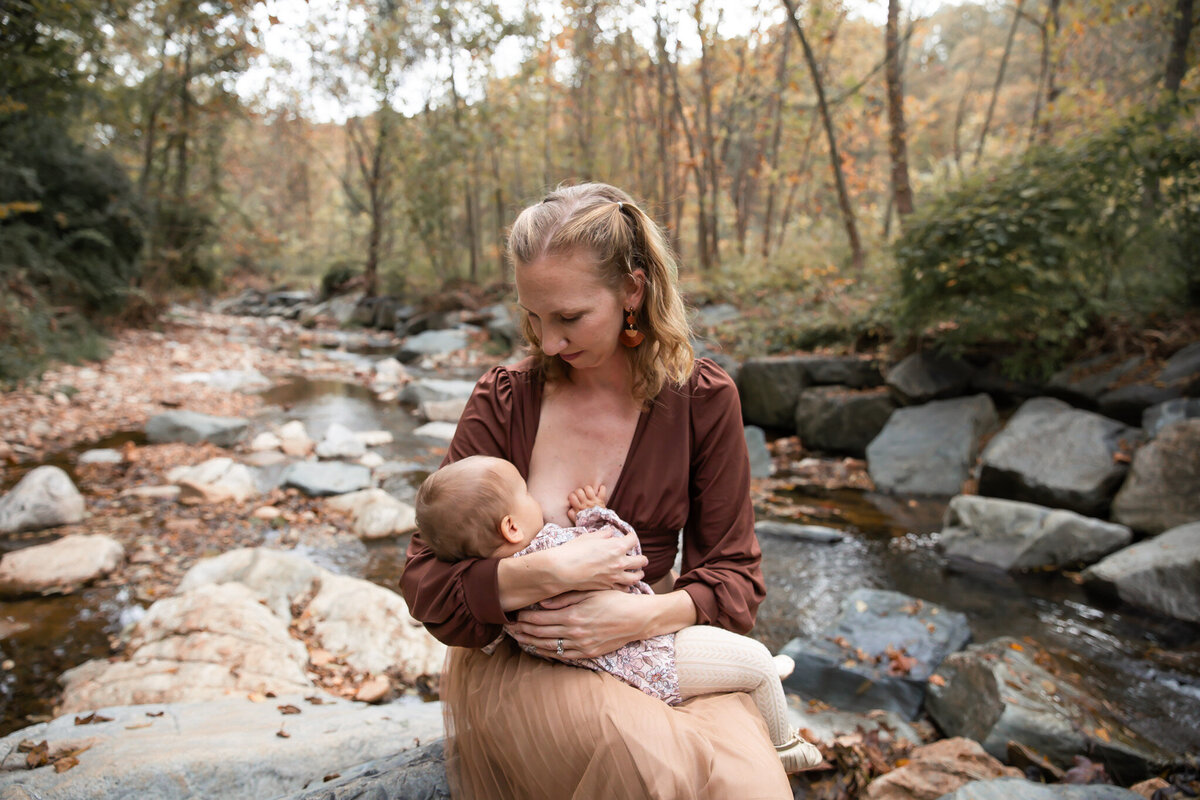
[499,515,524,544]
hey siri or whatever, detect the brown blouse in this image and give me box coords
[399,357,765,649]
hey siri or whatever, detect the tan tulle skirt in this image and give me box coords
[442,638,792,800]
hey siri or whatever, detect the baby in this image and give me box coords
[414,454,822,773]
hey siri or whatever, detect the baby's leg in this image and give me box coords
[674,626,822,772]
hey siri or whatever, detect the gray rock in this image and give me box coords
[0,466,85,533]
[781,588,971,719]
[1143,396,1200,438]
[935,779,1145,800]
[692,303,741,328]
[1082,521,1200,623]
[282,462,372,497]
[1099,382,1188,426]
[145,410,249,447]
[885,352,972,404]
[398,379,477,406]
[978,397,1138,517]
[736,357,811,428]
[755,520,844,543]
[744,426,773,478]
[0,534,124,596]
[397,329,472,363]
[926,637,1173,780]
[419,398,468,423]
[939,495,1132,572]
[77,448,123,465]
[1160,341,1200,384]
[279,739,450,800]
[866,395,998,497]
[172,369,271,393]
[1111,419,1200,534]
[796,385,896,457]
[1048,354,1144,407]
[801,355,885,388]
[413,422,457,441]
[0,695,443,800]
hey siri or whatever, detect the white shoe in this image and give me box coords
[773,653,795,680]
[776,730,823,773]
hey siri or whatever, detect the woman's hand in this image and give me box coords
[508,589,648,659]
[552,528,647,592]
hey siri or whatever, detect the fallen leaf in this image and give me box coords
[146,711,165,717]
[1009,642,1025,651]
[276,727,290,738]
[929,674,947,687]
[25,741,50,768]
[1093,727,1111,743]
[277,704,301,715]
[74,712,114,725]
[124,722,153,730]
[53,756,79,773]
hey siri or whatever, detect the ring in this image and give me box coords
[556,638,564,656]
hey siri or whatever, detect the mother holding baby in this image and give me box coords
[400,182,792,798]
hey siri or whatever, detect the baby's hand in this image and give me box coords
[566,484,608,524]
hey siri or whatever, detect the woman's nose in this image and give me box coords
[541,324,567,355]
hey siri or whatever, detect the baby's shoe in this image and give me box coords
[777,730,823,773]
[773,653,795,680]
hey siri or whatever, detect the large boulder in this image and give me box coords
[1081,521,1200,623]
[1143,397,1200,438]
[1110,420,1200,534]
[795,386,896,457]
[978,397,1138,517]
[325,489,417,539]
[280,739,450,800]
[926,637,1174,780]
[780,588,971,719]
[282,462,372,497]
[0,534,124,596]
[1048,354,1145,408]
[145,410,249,447]
[0,466,85,533]
[58,582,313,712]
[866,395,998,497]
[0,696,444,800]
[934,780,1145,800]
[736,357,811,428]
[885,352,973,405]
[864,738,1021,800]
[938,495,1132,572]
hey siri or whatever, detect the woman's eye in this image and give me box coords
[560,315,580,323]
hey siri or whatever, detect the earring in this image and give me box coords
[620,308,645,348]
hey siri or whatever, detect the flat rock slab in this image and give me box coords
[755,520,844,544]
[0,695,444,800]
[935,778,1144,799]
[781,588,971,719]
[145,410,249,447]
[0,466,85,534]
[279,739,450,800]
[282,462,372,497]
[0,534,124,596]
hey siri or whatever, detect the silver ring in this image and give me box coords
[556,638,564,656]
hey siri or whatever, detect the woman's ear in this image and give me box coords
[622,268,646,310]
[499,515,524,544]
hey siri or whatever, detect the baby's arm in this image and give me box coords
[566,484,608,525]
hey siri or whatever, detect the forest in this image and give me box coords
[0,0,1197,382]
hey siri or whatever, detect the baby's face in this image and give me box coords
[496,460,545,549]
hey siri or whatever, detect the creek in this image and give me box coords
[2,367,1199,758]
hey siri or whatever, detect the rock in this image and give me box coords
[978,397,1138,517]
[250,432,283,452]
[278,420,315,457]
[172,369,271,393]
[78,448,123,465]
[926,637,1173,780]
[167,458,259,505]
[0,534,124,596]
[282,462,372,497]
[316,423,367,460]
[796,385,897,457]
[398,379,477,406]
[419,398,468,423]
[736,357,812,429]
[786,701,922,749]
[692,303,741,328]
[781,588,971,719]
[252,506,282,520]
[358,452,384,469]
[885,352,973,404]
[145,410,249,447]
[1111,419,1200,534]
[1143,397,1200,438]
[1048,354,1145,407]
[59,582,313,712]
[1129,778,1171,798]
[744,426,773,478]
[939,495,1132,572]
[397,329,472,363]
[1099,383,1189,426]
[372,357,409,387]
[242,451,288,468]
[0,466,86,533]
[178,548,324,619]
[866,395,998,497]
[279,739,450,800]
[0,695,443,800]
[934,779,1145,800]
[325,489,417,539]
[413,422,457,441]
[354,430,393,447]
[864,737,1021,800]
[754,520,844,543]
[1081,521,1200,623]
[120,485,181,500]
[354,675,391,704]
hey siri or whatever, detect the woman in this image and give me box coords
[400,182,791,799]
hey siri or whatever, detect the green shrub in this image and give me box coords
[892,108,1200,378]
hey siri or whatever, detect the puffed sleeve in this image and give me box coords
[399,365,515,648]
[673,359,765,634]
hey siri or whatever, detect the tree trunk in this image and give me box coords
[1165,0,1195,98]
[885,0,914,226]
[782,0,864,272]
[761,31,790,259]
[696,3,721,269]
[975,0,1026,167]
[1028,0,1061,144]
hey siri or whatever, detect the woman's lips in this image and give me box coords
[560,352,582,362]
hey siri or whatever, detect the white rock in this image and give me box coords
[326,489,417,539]
[354,430,394,447]
[0,465,86,533]
[358,452,385,469]
[419,397,468,423]
[316,423,366,460]
[0,534,124,596]
[250,432,283,452]
[78,448,123,465]
[413,421,457,441]
[167,457,259,505]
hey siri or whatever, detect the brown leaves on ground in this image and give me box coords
[17,738,93,772]
[789,725,916,799]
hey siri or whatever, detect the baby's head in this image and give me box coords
[414,455,545,561]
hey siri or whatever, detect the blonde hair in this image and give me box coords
[414,456,512,561]
[508,183,694,405]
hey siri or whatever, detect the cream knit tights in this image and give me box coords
[673,625,791,746]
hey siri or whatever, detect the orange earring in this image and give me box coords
[620,308,645,348]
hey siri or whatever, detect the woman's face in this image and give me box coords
[516,249,642,373]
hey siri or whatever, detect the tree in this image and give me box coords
[886,0,915,225]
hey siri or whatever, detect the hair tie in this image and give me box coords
[617,201,624,211]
